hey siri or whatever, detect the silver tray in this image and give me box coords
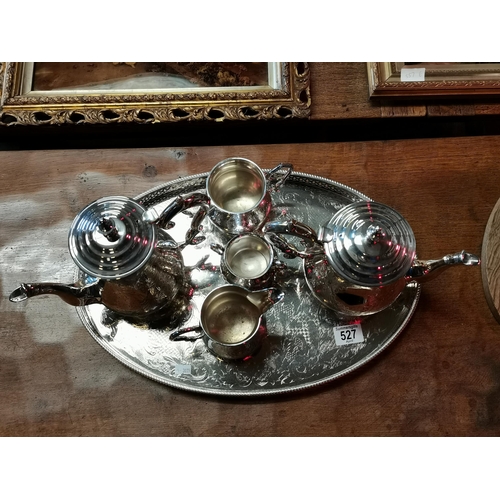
[76,172,420,397]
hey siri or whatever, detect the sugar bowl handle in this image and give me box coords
[263,219,323,259]
[266,163,293,192]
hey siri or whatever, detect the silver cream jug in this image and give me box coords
[170,284,285,360]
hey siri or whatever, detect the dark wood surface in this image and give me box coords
[1,137,500,436]
[310,62,426,119]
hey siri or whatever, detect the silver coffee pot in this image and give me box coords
[9,195,206,322]
[264,201,480,317]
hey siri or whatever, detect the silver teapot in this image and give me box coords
[264,201,480,317]
[9,195,207,322]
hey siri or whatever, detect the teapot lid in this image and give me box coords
[320,201,416,286]
[68,196,157,279]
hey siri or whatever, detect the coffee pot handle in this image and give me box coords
[266,163,293,192]
[143,192,210,247]
[263,219,323,259]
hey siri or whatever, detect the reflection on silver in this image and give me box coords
[76,172,421,397]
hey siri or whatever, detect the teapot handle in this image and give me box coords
[263,219,324,259]
[143,192,210,247]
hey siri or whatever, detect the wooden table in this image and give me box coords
[1,137,499,437]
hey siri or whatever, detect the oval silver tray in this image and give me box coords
[76,172,420,397]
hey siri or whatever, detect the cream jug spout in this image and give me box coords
[9,282,102,307]
[246,287,285,314]
[406,250,481,283]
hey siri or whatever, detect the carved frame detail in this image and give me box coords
[0,62,311,126]
[367,62,500,98]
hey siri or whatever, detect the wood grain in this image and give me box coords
[1,138,500,436]
[481,197,500,323]
[308,63,500,120]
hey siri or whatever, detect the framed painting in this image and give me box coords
[0,62,311,126]
[367,62,500,98]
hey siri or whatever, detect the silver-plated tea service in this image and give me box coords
[9,157,481,363]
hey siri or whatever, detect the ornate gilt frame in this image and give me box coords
[0,62,311,126]
[367,62,500,98]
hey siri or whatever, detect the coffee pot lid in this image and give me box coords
[68,196,157,279]
[321,201,416,286]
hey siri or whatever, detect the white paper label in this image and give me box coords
[400,67,425,82]
[174,364,192,377]
[334,324,365,346]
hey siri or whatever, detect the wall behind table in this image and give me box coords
[4,63,500,152]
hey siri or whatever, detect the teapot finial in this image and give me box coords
[365,224,386,245]
[97,217,121,242]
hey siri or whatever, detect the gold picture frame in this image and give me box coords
[367,62,500,98]
[0,62,311,126]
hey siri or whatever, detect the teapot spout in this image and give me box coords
[407,250,480,283]
[9,282,102,307]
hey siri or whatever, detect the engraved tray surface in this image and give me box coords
[76,172,420,397]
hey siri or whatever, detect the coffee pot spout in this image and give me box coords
[9,282,102,307]
[406,250,480,283]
